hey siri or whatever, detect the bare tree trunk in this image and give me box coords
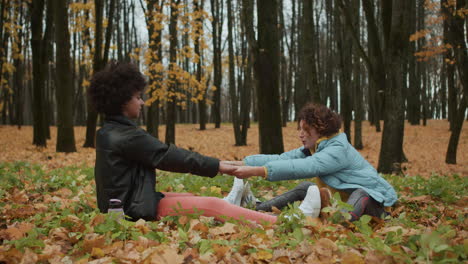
[377,0,411,174]
[54,0,76,152]
[31,0,48,147]
[83,0,103,148]
[194,0,207,131]
[210,0,222,128]
[84,0,116,147]
[256,0,284,154]
[352,0,363,149]
[336,11,353,143]
[239,0,255,144]
[12,3,24,128]
[408,0,420,125]
[284,0,296,126]
[165,0,181,144]
[142,0,165,138]
[227,0,242,145]
[444,0,468,164]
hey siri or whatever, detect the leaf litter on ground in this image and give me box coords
[0,120,467,263]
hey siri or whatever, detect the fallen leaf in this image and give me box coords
[82,233,105,253]
[91,247,105,258]
[145,245,184,264]
[340,250,364,264]
[210,222,237,236]
[254,250,273,261]
[312,238,338,260]
[212,244,230,259]
[406,195,431,202]
[0,222,34,240]
[20,248,38,264]
[189,219,209,234]
[364,250,395,264]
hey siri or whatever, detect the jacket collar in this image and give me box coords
[314,132,340,151]
[301,132,342,156]
[105,115,138,127]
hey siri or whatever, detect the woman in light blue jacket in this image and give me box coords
[225,104,397,221]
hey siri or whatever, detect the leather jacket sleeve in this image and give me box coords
[120,129,219,177]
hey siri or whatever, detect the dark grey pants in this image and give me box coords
[256,181,314,212]
[256,182,387,221]
[346,188,387,221]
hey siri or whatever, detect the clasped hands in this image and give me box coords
[218,161,266,179]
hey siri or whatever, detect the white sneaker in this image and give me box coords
[223,178,245,206]
[240,182,259,207]
[298,185,321,218]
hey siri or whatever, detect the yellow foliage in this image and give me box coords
[2,62,15,75]
[409,29,430,42]
[82,79,90,88]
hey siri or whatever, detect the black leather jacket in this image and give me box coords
[95,116,219,221]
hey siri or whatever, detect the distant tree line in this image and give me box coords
[0,0,466,172]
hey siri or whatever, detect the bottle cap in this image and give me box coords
[109,199,122,209]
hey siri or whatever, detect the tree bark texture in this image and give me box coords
[255,0,284,154]
[54,0,76,152]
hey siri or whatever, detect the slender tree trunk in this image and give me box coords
[352,0,363,149]
[256,0,284,154]
[408,0,420,125]
[285,0,296,126]
[304,0,320,103]
[294,0,306,116]
[12,3,24,128]
[336,12,353,143]
[194,0,207,131]
[240,0,255,144]
[0,0,9,112]
[84,0,116,147]
[54,0,76,152]
[165,0,181,144]
[31,0,47,147]
[210,0,222,128]
[84,0,103,148]
[338,0,384,132]
[227,0,242,145]
[143,0,164,138]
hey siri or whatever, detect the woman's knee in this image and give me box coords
[294,181,315,192]
[350,189,369,199]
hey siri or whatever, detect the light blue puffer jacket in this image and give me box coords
[244,133,397,206]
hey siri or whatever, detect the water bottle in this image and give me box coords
[107,199,124,220]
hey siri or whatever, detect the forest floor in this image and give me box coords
[0,120,467,263]
[0,120,466,177]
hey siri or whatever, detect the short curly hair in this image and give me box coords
[87,61,146,115]
[297,103,341,137]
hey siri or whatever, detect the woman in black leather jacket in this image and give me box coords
[88,61,276,224]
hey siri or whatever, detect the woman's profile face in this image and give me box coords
[122,92,144,119]
[298,120,320,150]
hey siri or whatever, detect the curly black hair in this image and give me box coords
[87,61,146,115]
[297,103,341,137]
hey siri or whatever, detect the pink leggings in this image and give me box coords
[157,192,277,225]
